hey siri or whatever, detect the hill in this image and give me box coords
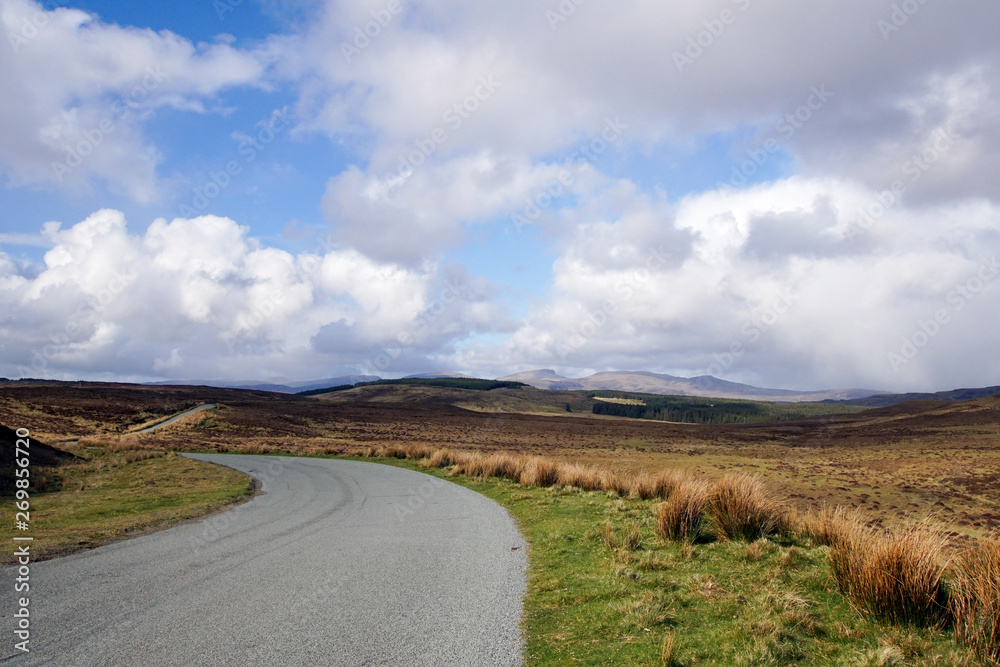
[313,382,596,415]
[4,380,999,535]
[499,369,878,402]
[837,385,1000,407]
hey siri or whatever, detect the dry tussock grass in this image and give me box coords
[656,478,711,543]
[599,469,636,497]
[632,470,687,501]
[709,473,784,542]
[177,435,996,652]
[828,517,951,628]
[426,448,458,468]
[556,462,603,491]
[950,536,1000,663]
[660,632,678,667]
[519,457,561,487]
[795,505,866,547]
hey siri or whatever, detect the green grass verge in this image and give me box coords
[360,456,985,666]
[2,449,253,564]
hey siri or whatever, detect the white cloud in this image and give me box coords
[0,209,505,380]
[3,0,1000,392]
[458,178,1000,391]
[0,0,268,200]
[320,153,585,263]
[290,0,1000,198]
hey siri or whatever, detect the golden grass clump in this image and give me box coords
[600,470,636,497]
[426,448,458,468]
[796,505,867,548]
[556,462,603,491]
[950,536,1000,663]
[660,632,678,667]
[653,470,689,499]
[519,457,561,487]
[708,473,784,542]
[121,450,167,464]
[458,452,526,481]
[373,444,408,459]
[631,472,662,500]
[79,434,154,452]
[655,479,711,543]
[405,444,435,460]
[828,518,951,628]
[633,470,688,500]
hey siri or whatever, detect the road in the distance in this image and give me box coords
[2,455,526,666]
[133,403,217,433]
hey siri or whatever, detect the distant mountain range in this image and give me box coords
[497,370,881,403]
[403,372,475,380]
[144,369,1000,405]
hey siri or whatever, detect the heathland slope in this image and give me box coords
[499,369,878,402]
[313,382,596,414]
[3,381,999,534]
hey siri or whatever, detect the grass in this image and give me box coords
[709,473,785,542]
[9,429,997,664]
[656,478,711,543]
[4,380,998,663]
[7,382,1000,540]
[826,517,952,629]
[355,449,987,666]
[951,538,1000,664]
[1,446,254,563]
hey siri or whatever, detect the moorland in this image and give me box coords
[4,379,998,535]
[4,378,1000,664]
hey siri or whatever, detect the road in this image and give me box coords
[133,403,217,434]
[2,455,526,666]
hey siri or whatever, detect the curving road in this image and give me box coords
[2,455,526,666]
[133,403,217,434]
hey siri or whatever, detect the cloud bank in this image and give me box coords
[2,0,999,391]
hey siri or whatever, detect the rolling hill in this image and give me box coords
[498,370,879,402]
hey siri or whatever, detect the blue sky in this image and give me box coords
[1,0,999,391]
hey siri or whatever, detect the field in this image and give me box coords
[368,456,992,666]
[3,380,1000,536]
[0,443,254,563]
[3,380,999,664]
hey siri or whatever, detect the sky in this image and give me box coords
[1,0,999,392]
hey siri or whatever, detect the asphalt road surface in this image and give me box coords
[2,455,526,666]
[133,404,217,434]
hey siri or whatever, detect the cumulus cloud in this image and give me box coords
[0,0,268,200]
[3,0,999,392]
[0,209,506,380]
[320,153,592,263]
[290,0,1000,270]
[458,178,1000,391]
[290,0,1000,198]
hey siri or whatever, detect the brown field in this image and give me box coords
[3,380,1000,536]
